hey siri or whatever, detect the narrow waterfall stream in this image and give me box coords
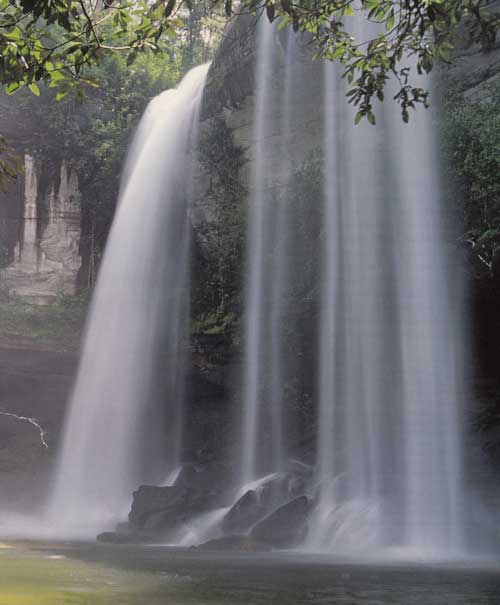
[47,65,209,536]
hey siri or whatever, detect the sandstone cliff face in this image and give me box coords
[194,16,323,240]
[188,16,500,470]
[0,154,82,304]
[442,0,500,102]
[190,16,325,333]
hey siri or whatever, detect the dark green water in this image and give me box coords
[2,543,500,604]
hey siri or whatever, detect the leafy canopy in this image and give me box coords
[0,0,498,124]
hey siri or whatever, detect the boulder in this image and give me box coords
[128,484,188,529]
[175,461,230,492]
[256,473,294,509]
[175,463,202,488]
[250,496,311,548]
[128,483,218,535]
[222,489,267,533]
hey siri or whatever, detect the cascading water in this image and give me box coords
[28,13,465,556]
[241,17,465,556]
[241,20,276,483]
[47,64,209,536]
[241,25,305,482]
[308,39,464,556]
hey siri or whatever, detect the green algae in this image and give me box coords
[0,546,187,605]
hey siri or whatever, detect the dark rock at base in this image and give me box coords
[129,485,189,529]
[175,463,201,489]
[222,489,267,533]
[196,534,272,552]
[257,473,293,509]
[175,461,230,492]
[128,483,219,537]
[250,496,311,547]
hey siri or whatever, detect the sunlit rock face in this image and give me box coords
[0,155,81,304]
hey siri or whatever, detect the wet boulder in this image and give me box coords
[128,485,189,529]
[175,461,230,492]
[221,489,267,533]
[257,474,292,509]
[128,483,218,536]
[250,496,311,547]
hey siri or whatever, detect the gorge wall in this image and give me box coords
[185,14,500,492]
[0,93,84,511]
[0,151,82,305]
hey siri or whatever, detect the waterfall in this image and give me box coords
[242,18,465,555]
[241,25,306,483]
[47,64,209,536]
[241,20,277,483]
[35,13,466,556]
[308,50,464,556]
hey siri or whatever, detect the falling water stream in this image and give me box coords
[47,65,210,535]
[240,17,465,556]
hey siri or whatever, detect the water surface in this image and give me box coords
[1,543,499,604]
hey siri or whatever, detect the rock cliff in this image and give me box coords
[0,154,81,304]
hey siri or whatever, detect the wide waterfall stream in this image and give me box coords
[239,19,464,556]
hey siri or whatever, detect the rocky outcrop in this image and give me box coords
[100,461,232,543]
[222,490,266,534]
[250,496,311,547]
[0,154,82,304]
[441,0,500,100]
[190,16,324,330]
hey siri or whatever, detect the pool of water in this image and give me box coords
[1,542,500,604]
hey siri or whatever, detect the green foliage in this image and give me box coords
[273,0,500,123]
[0,0,497,132]
[441,82,500,263]
[192,310,236,335]
[0,0,223,184]
[12,21,218,281]
[0,134,22,189]
[192,117,246,326]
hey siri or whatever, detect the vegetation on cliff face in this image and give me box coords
[442,82,500,272]
[0,7,220,347]
[7,9,221,287]
[191,117,246,337]
[439,80,500,465]
[0,0,224,186]
[0,0,497,153]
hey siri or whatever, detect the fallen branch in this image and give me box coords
[0,411,49,449]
